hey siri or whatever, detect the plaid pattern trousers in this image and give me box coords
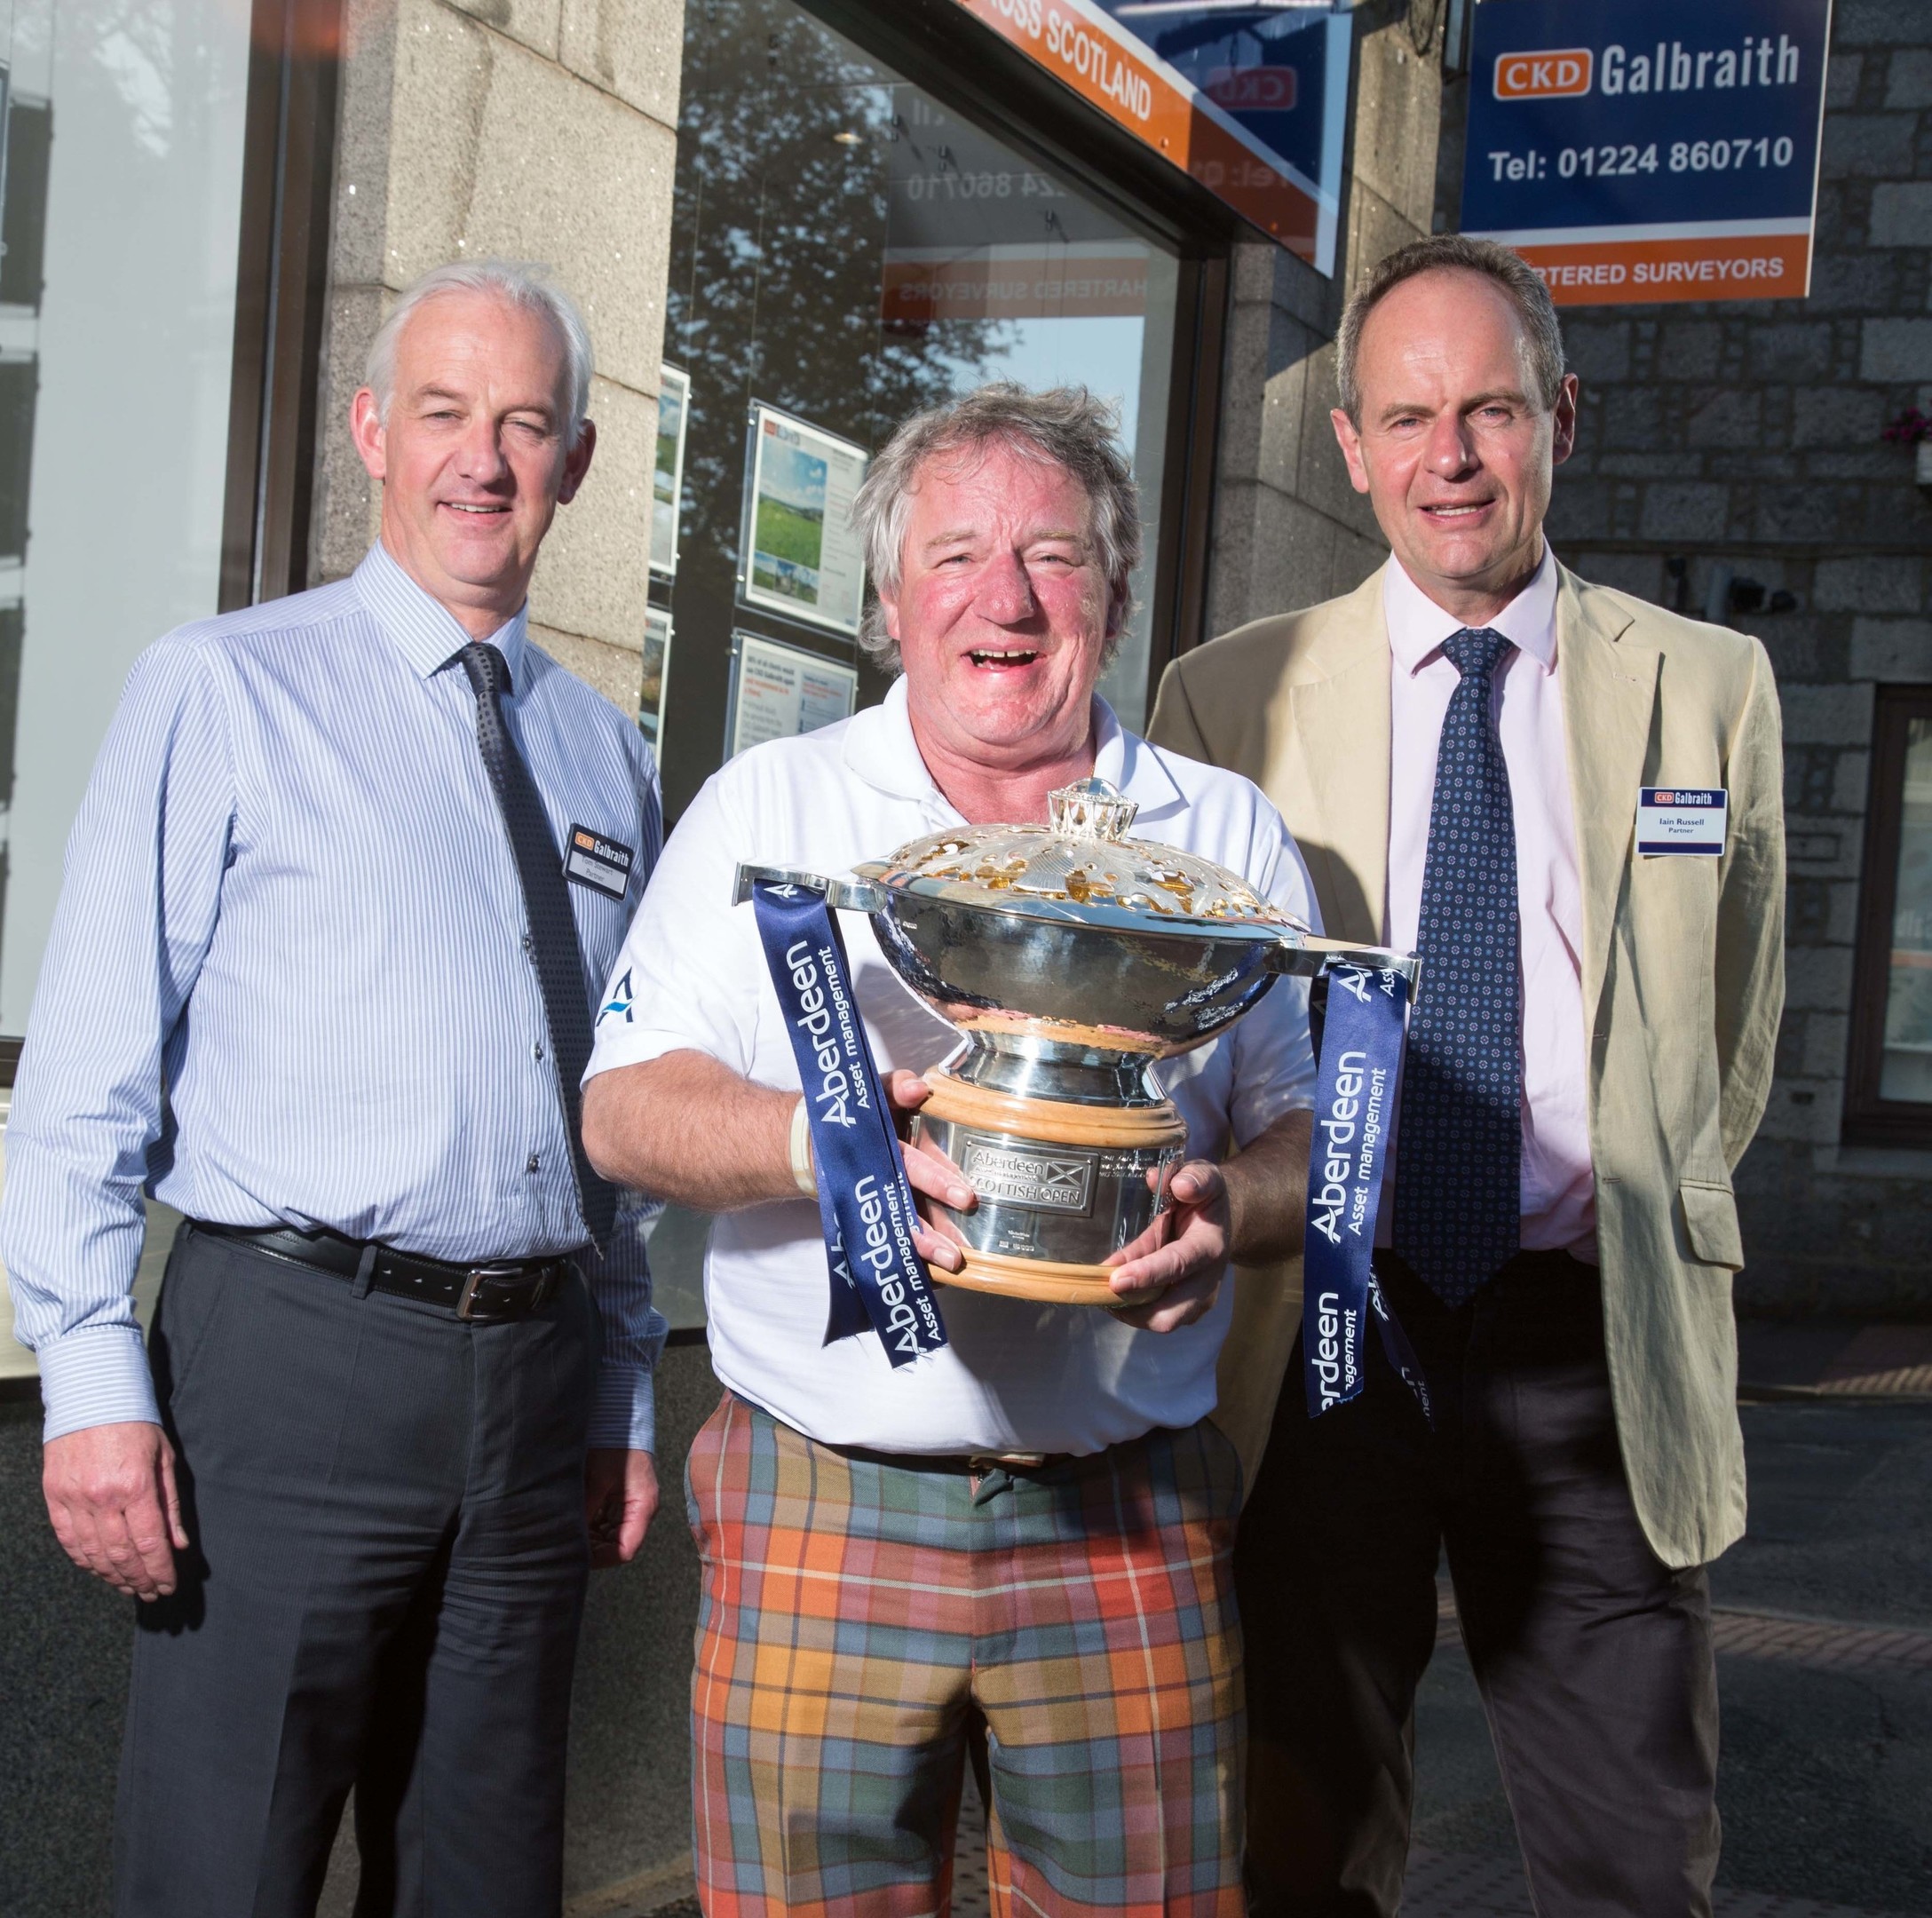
[685,1393,1247,1918]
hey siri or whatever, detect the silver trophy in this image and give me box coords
[737,778,1419,1305]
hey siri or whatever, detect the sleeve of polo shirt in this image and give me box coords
[1223,798,1323,1149]
[0,638,235,1441]
[579,730,670,1454]
[587,768,769,1082]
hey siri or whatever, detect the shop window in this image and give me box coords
[0,0,255,1035]
[1847,689,1932,1145]
[653,0,1202,823]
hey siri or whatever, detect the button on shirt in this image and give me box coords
[1382,546,1595,1257]
[587,678,1320,1457]
[1,543,668,1446]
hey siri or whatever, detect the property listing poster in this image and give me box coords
[727,632,859,757]
[740,404,868,638]
[638,606,672,755]
[651,365,690,577]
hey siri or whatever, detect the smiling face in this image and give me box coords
[879,437,1114,784]
[1331,266,1576,623]
[350,289,595,637]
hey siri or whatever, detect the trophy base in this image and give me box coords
[935,1245,1126,1307]
[911,1066,1187,1305]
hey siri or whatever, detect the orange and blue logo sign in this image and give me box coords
[1494,49,1594,100]
[1459,0,1831,306]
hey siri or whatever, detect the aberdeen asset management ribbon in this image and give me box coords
[1303,964,1431,1424]
[751,880,948,1366]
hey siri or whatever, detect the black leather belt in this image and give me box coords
[824,1440,1075,1477]
[193,1221,578,1322]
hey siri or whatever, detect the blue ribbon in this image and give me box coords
[1303,965,1432,1425]
[750,880,948,1367]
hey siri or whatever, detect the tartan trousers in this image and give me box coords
[685,1392,1247,1918]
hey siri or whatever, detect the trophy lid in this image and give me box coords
[859,777,1308,934]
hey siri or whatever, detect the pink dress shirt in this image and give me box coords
[1379,547,1597,1261]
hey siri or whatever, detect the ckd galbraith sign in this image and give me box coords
[1459,0,1833,305]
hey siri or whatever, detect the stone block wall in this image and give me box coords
[1437,0,1932,1313]
[1206,3,1449,636]
[310,0,683,714]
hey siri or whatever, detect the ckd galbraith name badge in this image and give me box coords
[564,826,635,899]
[1637,789,1728,857]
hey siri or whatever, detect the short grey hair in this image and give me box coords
[852,384,1141,674]
[1335,234,1566,424]
[365,259,595,445]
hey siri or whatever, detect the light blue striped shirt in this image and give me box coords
[2,543,667,1448]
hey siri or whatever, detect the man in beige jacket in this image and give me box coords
[1149,234,1784,1917]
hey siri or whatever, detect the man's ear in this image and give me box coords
[1330,408,1371,495]
[351,388,387,484]
[875,581,903,646]
[1550,374,1580,469]
[558,418,598,505]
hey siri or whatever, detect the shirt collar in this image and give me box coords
[840,677,1179,819]
[1382,543,1559,678]
[352,540,531,688]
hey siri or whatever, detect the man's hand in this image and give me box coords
[1105,1161,1231,1333]
[585,1447,659,1569]
[887,1069,971,1275]
[43,1421,189,1601]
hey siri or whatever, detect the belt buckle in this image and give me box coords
[457,1263,527,1321]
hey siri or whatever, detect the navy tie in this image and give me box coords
[461,641,617,1246]
[1391,626,1521,1305]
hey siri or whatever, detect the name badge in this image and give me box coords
[1637,788,1727,858]
[564,825,635,899]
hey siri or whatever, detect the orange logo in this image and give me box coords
[1203,65,1297,112]
[1494,49,1594,99]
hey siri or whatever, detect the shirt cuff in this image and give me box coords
[35,1322,161,1443]
[590,1357,656,1453]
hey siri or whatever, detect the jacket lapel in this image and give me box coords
[1557,565,1659,1028]
[1287,574,1390,946]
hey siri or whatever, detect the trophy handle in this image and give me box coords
[1266,934,1424,998]
[732,862,890,914]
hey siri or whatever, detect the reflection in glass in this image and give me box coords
[1881,717,1932,1102]
[660,0,1179,819]
[1098,1,1348,272]
[0,0,250,1029]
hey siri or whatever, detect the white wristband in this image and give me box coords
[788,1096,817,1195]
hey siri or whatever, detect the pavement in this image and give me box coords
[1402,1391,1932,1918]
[385,1326,1932,1918]
[1734,1319,1932,1403]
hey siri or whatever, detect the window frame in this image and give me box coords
[218,0,343,614]
[797,0,1231,716]
[1844,685,1932,1146]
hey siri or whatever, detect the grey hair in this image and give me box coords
[1335,234,1566,424]
[365,259,595,445]
[852,384,1141,674]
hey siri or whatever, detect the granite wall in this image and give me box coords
[1437,0,1932,1314]
[308,0,685,714]
[1204,1,1449,637]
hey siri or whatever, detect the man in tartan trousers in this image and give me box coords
[583,385,1324,1918]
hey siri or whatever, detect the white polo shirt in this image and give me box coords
[588,679,1320,1456]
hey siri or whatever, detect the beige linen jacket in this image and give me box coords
[1148,562,1785,1569]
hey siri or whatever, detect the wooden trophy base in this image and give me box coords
[913,1067,1188,1306]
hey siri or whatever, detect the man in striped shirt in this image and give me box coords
[0,261,664,1917]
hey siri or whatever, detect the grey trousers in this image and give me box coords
[1236,1252,1722,1918]
[116,1222,598,1918]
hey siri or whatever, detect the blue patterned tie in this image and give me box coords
[1391,627,1521,1305]
[461,642,617,1246]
